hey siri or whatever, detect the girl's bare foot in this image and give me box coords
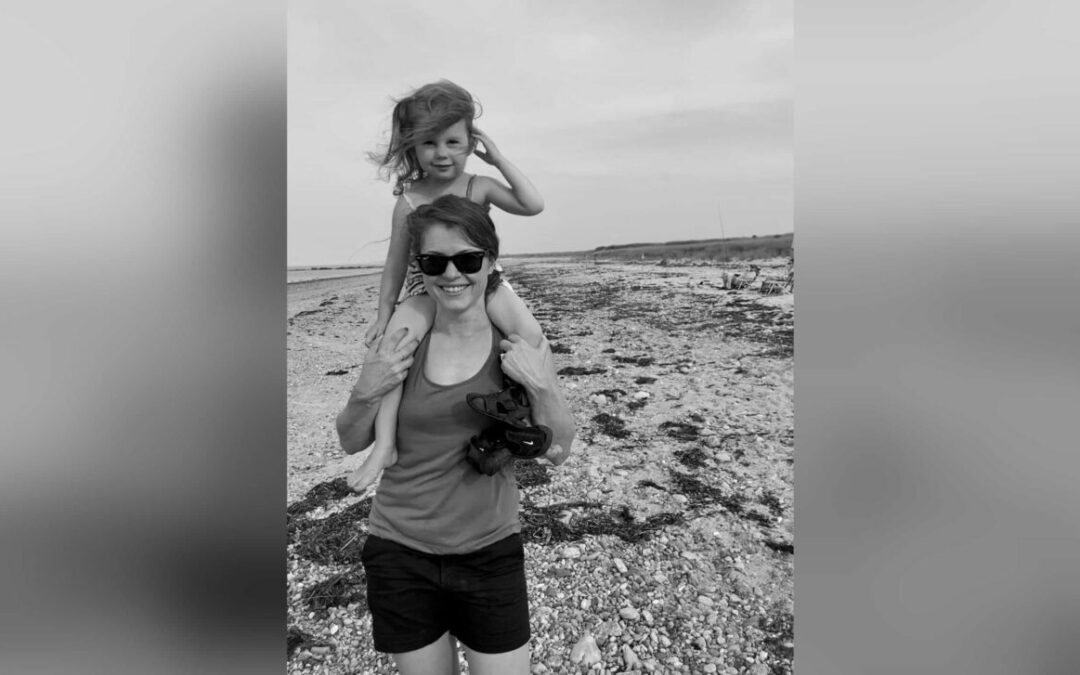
[347,446,398,493]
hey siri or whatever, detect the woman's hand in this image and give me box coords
[352,327,419,404]
[498,334,553,392]
[471,128,504,166]
[499,334,576,466]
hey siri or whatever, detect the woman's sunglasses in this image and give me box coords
[414,251,487,276]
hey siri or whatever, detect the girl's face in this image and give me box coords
[414,119,472,182]
[417,223,492,312]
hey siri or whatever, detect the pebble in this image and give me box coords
[613,558,628,574]
[703,664,717,674]
[698,595,714,606]
[633,391,650,400]
[570,634,602,666]
[581,597,591,610]
[622,644,641,669]
[642,609,654,625]
[619,606,640,621]
[561,546,582,559]
[747,664,770,675]
[713,451,733,462]
[674,494,689,504]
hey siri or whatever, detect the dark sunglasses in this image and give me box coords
[414,251,487,276]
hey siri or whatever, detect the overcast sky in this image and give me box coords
[288,0,791,266]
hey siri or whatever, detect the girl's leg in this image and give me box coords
[347,295,435,493]
[461,641,530,675]
[392,631,461,675]
[486,283,544,347]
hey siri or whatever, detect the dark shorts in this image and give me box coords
[361,532,531,654]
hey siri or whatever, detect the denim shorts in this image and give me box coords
[361,532,530,654]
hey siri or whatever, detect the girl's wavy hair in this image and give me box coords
[369,80,481,196]
[407,195,501,297]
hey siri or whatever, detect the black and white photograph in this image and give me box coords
[288,1,792,672]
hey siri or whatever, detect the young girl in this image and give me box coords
[347,80,546,493]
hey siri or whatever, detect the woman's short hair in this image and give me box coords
[407,195,502,296]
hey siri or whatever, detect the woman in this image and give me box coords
[336,195,575,675]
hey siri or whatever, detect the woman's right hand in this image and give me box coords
[351,327,419,404]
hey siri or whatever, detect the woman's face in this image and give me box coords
[417,223,493,312]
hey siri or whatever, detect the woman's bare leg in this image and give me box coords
[392,631,461,675]
[461,640,530,675]
[347,295,435,493]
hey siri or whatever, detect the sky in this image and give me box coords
[288,0,792,266]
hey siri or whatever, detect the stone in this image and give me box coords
[622,644,641,669]
[570,634,602,666]
[642,609,654,625]
[581,597,591,611]
[703,664,717,674]
[697,595,714,606]
[747,664,770,675]
[614,558,628,574]
[633,391,650,400]
[561,546,583,559]
[619,606,640,621]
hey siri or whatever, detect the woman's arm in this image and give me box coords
[472,128,544,216]
[337,327,420,454]
[498,335,576,466]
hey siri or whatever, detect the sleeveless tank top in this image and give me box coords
[366,325,520,554]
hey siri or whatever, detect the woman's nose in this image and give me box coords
[441,260,463,278]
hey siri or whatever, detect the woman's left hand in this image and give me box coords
[498,334,553,391]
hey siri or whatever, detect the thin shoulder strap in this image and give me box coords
[465,174,476,201]
[402,191,417,211]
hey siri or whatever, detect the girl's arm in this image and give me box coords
[472,128,544,216]
[498,335,576,466]
[367,198,414,343]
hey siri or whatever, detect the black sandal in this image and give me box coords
[466,427,514,476]
[504,425,552,459]
[466,384,533,428]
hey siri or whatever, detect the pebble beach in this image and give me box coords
[287,257,793,675]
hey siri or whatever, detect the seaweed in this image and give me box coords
[659,421,701,441]
[558,366,608,376]
[592,413,631,439]
[301,570,367,619]
[674,446,709,469]
[291,500,372,565]
[287,478,354,517]
[520,500,684,545]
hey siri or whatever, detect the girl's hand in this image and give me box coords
[364,315,390,347]
[471,128,503,166]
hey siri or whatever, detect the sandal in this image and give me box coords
[466,427,514,476]
[504,424,552,459]
[467,385,533,428]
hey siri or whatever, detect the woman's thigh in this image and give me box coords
[392,631,461,675]
[462,640,530,675]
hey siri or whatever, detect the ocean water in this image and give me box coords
[287,267,381,284]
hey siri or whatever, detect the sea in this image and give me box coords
[287,266,382,284]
